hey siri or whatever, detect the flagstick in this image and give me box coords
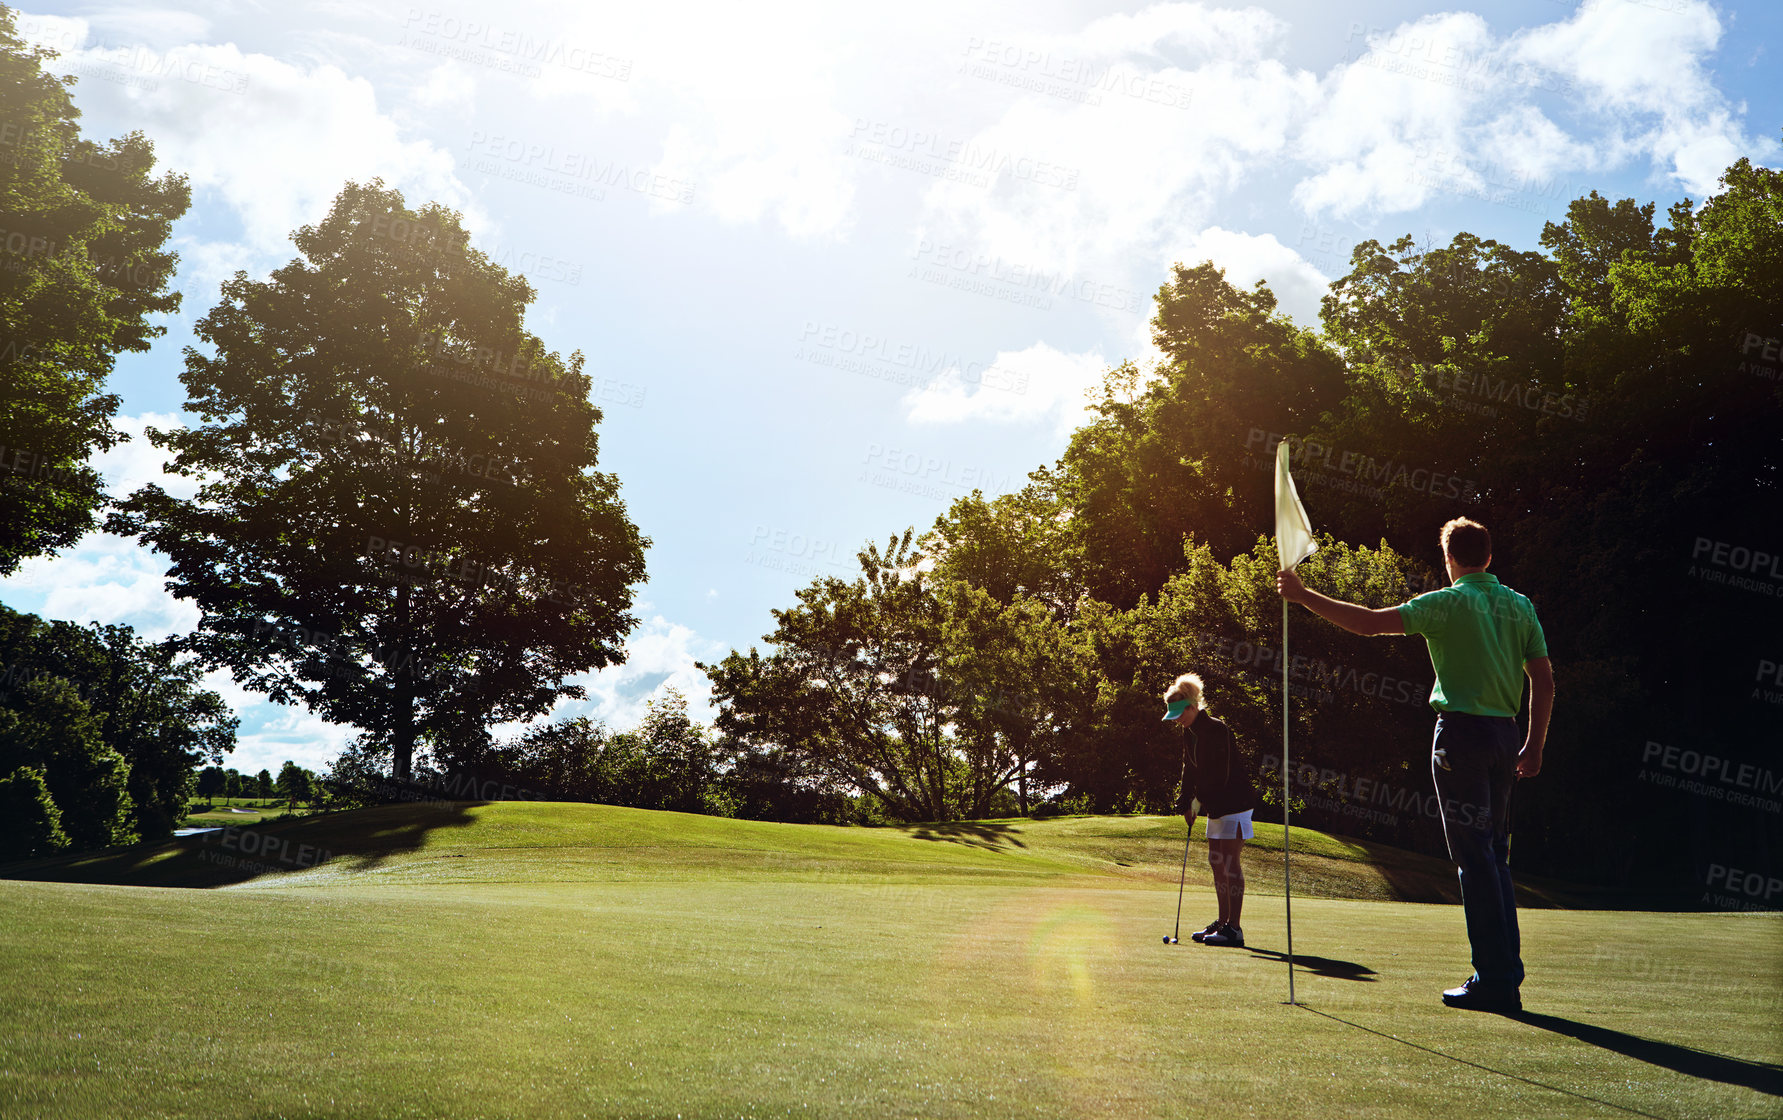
[1283,595,1296,1006]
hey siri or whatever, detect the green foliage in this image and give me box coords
[0,11,190,572]
[0,764,67,858]
[0,603,234,846]
[707,529,1074,822]
[275,760,312,807]
[0,674,132,849]
[108,181,648,782]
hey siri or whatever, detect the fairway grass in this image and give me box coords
[1,804,1778,1119]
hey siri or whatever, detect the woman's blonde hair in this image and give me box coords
[1164,672,1205,710]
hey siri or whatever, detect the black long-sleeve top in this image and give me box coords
[1176,712,1259,819]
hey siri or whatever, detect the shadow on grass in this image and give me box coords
[1510,1011,1783,1098]
[0,801,487,888]
[1301,1004,1782,1118]
[900,820,1027,852]
[1245,946,1377,981]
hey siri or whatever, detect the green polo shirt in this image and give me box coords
[1398,572,1548,717]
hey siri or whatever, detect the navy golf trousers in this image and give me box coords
[1430,711,1524,990]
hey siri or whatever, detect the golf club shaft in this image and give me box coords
[1172,819,1192,939]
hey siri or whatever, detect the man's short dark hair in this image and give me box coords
[1441,518,1491,568]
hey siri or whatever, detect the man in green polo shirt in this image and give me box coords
[1276,517,1554,1013]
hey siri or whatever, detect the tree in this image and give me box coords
[936,579,1090,815]
[928,485,1083,618]
[0,675,132,850]
[275,760,310,808]
[706,529,1059,821]
[0,764,67,860]
[196,765,226,801]
[223,769,244,800]
[110,181,648,782]
[0,604,234,842]
[255,769,273,800]
[0,606,236,838]
[0,10,189,573]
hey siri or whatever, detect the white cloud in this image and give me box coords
[1292,12,1506,217]
[1163,226,1331,325]
[22,21,477,259]
[80,5,212,48]
[0,413,202,637]
[919,4,1312,292]
[1510,0,1758,196]
[226,701,357,776]
[1294,1,1770,216]
[487,614,727,740]
[903,341,1107,436]
[543,0,860,238]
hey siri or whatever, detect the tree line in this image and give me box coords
[704,159,1783,894]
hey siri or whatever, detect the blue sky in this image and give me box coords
[4,0,1778,775]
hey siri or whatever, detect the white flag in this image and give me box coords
[1274,439,1318,571]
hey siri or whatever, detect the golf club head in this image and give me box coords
[1163,935,1178,944]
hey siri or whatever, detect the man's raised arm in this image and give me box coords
[1276,569,1405,637]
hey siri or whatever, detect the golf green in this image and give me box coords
[0,803,1776,1118]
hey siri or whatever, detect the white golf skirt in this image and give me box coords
[1205,809,1254,840]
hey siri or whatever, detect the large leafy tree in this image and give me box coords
[111,181,648,781]
[0,10,189,572]
[706,530,1039,821]
[1049,266,1348,609]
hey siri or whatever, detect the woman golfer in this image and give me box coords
[1163,673,1259,947]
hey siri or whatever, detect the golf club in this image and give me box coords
[1164,816,1192,944]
